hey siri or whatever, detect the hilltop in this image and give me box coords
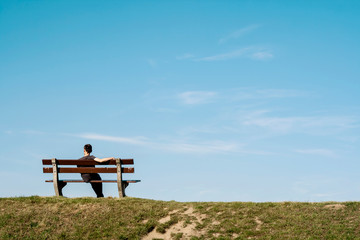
[1,196,359,239]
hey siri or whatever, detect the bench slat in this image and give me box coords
[43,167,134,174]
[45,180,141,183]
[42,159,134,165]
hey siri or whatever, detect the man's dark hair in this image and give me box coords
[84,144,92,154]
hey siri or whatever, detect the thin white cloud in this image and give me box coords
[194,47,273,62]
[70,132,267,155]
[241,112,358,134]
[219,24,260,44]
[194,48,250,62]
[295,148,337,158]
[243,116,297,133]
[75,133,148,145]
[178,91,217,105]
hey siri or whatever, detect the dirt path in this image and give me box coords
[142,206,207,240]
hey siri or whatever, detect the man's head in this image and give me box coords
[84,144,92,155]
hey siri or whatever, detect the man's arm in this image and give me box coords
[94,157,115,163]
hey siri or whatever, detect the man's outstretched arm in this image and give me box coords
[94,157,115,163]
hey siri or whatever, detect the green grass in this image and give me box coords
[1,196,360,239]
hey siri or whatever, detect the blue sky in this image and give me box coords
[1,0,359,202]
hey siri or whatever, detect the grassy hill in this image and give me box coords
[1,196,360,239]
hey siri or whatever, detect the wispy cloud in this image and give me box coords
[178,91,217,105]
[74,133,148,145]
[219,24,260,44]
[145,87,357,138]
[295,148,337,158]
[194,47,273,62]
[69,132,268,155]
[176,24,272,62]
[241,111,359,134]
[194,48,250,62]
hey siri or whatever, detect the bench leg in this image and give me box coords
[52,158,62,196]
[116,158,124,198]
[53,180,61,196]
[117,181,125,198]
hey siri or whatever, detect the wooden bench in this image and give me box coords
[42,158,140,198]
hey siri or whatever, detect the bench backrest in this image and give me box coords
[42,158,135,174]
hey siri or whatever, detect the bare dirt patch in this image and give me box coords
[142,206,207,240]
[324,204,345,210]
[255,217,263,231]
[212,220,220,225]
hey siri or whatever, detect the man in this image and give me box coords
[77,144,115,198]
[59,144,115,197]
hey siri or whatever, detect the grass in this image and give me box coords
[1,196,360,239]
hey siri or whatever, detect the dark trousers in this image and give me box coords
[81,173,104,198]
